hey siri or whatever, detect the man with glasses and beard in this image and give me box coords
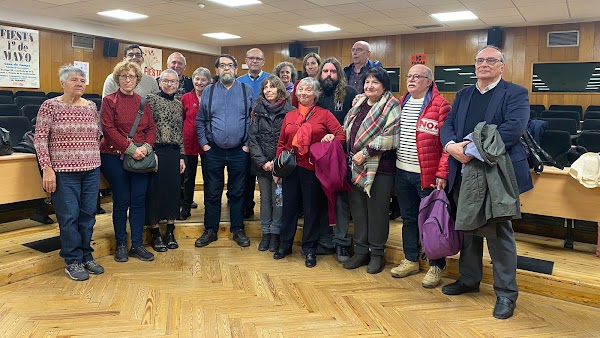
[314,57,357,263]
[195,54,253,248]
[102,44,160,98]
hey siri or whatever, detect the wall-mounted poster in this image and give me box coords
[0,25,40,88]
[140,46,162,78]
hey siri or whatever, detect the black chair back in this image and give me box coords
[47,92,63,99]
[540,110,580,125]
[584,111,600,120]
[582,119,600,131]
[0,90,13,98]
[0,96,14,104]
[14,96,47,110]
[577,131,600,153]
[548,104,583,115]
[0,104,20,116]
[14,91,46,98]
[530,104,545,116]
[0,116,31,146]
[585,105,600,113]
[82,93,101,99]
[536,117,578,135]
[89,98,102,111]
[21,105,41,122]
[540,130,572,161]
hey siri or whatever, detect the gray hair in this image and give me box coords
[159,69,179,80]
[297,77,321,102]
[273,61,297,83]
[58,64,86,83]
[354,40,371,51]
[167,52,186,65]
[477,45,506,62]
[424,66,433,79]
[192,67,211,80]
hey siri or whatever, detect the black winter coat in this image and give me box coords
[249,100,294,177]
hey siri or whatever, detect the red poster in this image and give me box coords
[411,54,427,65]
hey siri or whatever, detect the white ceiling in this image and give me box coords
[0,0,599,54]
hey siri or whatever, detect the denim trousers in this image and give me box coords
[100,154,149,247]
[257,175,282,235]
[202,145,248,232]
[395,168,446,268]
[52,167,100,265]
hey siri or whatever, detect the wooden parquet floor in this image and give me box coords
[1,236,600,337]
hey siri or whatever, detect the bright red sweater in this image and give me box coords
[277,105,345,171]
[181,91,203,155]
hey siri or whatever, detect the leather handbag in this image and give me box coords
[0,127,14,156]
[272,149,296,178]
[123,99,157,173]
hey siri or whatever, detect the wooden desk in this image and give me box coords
[520,167,600,222]
[0,153,108,205]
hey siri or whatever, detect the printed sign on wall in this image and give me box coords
[411,54,427,65]
[0,25,40,88]
[140,46,162,78]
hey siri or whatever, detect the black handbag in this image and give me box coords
[123,99,157,173]
[0,127,14,156]
[273,149,296,178]
[272,108,314,178]
[520,129,562,174]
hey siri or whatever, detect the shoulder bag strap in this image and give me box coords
[206,85,215,141]
[128,97,146,141]
[241,83,248,145]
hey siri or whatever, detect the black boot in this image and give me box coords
[269,234,280,252]
[258,233,270,251]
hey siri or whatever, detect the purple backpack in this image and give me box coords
[418,189,463,260]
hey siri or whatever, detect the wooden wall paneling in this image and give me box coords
[579,22,595,61]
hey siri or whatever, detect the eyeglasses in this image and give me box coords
[161,79,179,85]
[246,57,264,62]
[119,75,137,81]
[351,48,366,53]
[126,53,143,58]
[218,63,235,69]
[475,57,503,65]
[406,74,429,80]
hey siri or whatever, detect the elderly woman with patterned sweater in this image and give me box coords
[101,61,157,263]
[274,77,345,268]
[35,64,103,281]
[342,67,401,274]
[145,69,186,252]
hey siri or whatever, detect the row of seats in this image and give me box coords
[0,93,101,104]
[0,116,32,147]
[0,90,101,99]
[530,104,600,120]
[0,98,102,118]
[541,130,600,167]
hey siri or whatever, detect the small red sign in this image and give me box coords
[411,54,427,65]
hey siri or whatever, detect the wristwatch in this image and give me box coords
[361,148,369,158]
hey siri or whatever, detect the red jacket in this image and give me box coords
[399,83,450,189]
[181,91,203,155]
[277,105,345,171]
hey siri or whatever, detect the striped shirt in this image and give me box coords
[396,96,423,173]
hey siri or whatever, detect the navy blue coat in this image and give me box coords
[440,79,533,194]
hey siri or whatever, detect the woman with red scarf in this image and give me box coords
[274,77,345,268]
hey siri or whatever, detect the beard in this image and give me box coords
[320,76,338,93]
[220,72,235,85]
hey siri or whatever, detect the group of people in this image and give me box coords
[33,41,532,320]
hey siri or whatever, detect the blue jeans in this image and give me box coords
[395,168,446,268]
[101,154,149,247]
[201,145,248,232]
[52,167,100,265]
[257,175,282,235]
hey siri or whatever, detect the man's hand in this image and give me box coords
[42,167,56,193]
[202,144,211,152]
[431,178,447,190]
[447,141,474,164]
[179,159,186,174]
[262,161,273,172]
[242,145,250,153]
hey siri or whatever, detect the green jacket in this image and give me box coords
[456,122,521,237]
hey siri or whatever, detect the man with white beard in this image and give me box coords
[195,54,254,248]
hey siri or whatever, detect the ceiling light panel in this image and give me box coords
[202,32,241,39]
[97,10,148,20]
[431,11,478,22]
[298,24,341,32]
[208,0,262,7]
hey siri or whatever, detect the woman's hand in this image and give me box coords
[352,151,366,165]
[262,161,273,172]
[42,167,56,193]
[132,147,145,160]
[180,159,186,174]
[431,178,447,190]
[272,176,280,184]
[352,93,365,106]
[321,134,335,143]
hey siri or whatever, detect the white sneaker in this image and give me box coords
[390,259,420,278]
[422,266,444,288]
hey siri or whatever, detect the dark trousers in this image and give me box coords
[395,168,446,268]
[202,145,248,232]
[280,166,324,255]
[52,167,100,265]
[101,154,149,247]
[451,182,519,302]
[182,154,199,208]
[244,163,256,213]
[348,174,393,256]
